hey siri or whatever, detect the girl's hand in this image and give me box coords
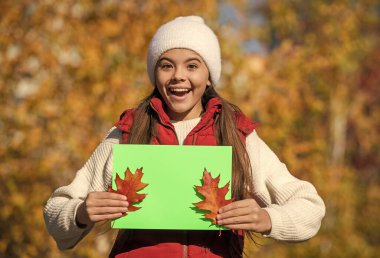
[216,199,272,234]
[76,192,129,227]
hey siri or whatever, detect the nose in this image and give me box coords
[172,67,186,82]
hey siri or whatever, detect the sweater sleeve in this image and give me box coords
[246,130,325,242]
[43,127,122,250]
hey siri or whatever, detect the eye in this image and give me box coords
[187,63,198,70]
[159,62,173,71]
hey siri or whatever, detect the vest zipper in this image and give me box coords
[192,133,197,145]
[183,231,188,258]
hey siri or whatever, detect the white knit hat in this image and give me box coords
[147,16,221,87]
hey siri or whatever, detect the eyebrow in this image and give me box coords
[158,56,203,63]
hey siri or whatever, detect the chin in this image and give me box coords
[170,107,191,115]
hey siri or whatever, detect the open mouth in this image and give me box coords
[169,88,191,97]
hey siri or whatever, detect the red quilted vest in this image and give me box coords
[110,97,258,258]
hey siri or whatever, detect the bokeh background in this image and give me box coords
[1,0,379,257]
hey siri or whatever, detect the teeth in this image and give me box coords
[170,88,190,93]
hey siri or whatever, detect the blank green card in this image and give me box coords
[111,144,232,230]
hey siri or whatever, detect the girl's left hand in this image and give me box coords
[216,199,272,234]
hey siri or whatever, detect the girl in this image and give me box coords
[44,16,325,257]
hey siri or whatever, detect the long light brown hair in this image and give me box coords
[127,86,253,201]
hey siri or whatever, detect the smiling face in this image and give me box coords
[155,48,211,121]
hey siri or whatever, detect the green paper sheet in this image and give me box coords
[111,144,232,230]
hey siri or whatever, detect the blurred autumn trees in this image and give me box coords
[240,1,380,257]
[0,0,379,257]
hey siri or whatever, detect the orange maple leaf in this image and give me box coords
[108,167,148,212]
[193,168,233,224]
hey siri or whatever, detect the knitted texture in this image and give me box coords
[147,16,221,86]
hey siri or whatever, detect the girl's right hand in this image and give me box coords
[76,192,129,227]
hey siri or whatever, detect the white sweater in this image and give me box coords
[43,119,325,250]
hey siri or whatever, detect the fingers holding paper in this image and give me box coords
[76,192,129,226]
[216,199,272,234]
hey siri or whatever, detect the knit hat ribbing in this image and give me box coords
[147,16,221,87]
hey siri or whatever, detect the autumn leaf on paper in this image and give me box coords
[108,167,148,212]
[193,168,233,224]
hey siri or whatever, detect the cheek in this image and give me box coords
[196,68,210,85]
[155,69,171,85]
[155,72,164,86]
[192,73,210,87]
